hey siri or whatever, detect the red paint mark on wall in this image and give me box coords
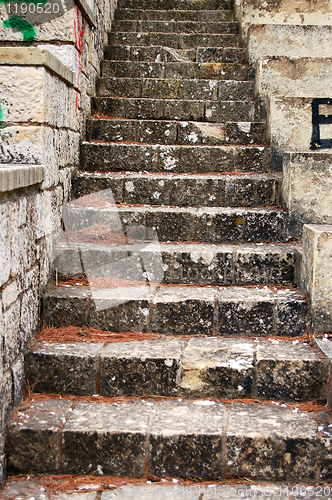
[74,5,85,111]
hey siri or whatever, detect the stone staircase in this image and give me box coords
[5,0,332,484]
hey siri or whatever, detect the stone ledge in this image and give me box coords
[0,164,44,192]
[0,47,75,87]
[75,0,96,26]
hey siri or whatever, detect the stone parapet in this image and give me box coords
[302,224,332,333]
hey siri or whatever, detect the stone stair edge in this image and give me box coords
[6,396,332,481]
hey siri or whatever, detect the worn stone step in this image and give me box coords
[53,238,299,286]
[8,397,329,481]
[114,8,234,22]
[72,171,280,207]
[108,31,239,49]
[97,78,253,101]
[87,118,261,146]
[117,0,233,12]
[81,143,272,173]
[101,60,248,80]
[91,97,258,122]
[62,201,288,243]
[42,284,307,336]
[112,20,238,34]
[25,338,327,402]
[104,45,245,64]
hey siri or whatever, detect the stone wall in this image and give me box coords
[0,0,116,485]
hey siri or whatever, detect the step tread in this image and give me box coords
[26,337,327,401]
[42,284,309,336]
[7,396,330,480]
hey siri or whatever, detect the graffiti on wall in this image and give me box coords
[310,98,332,150]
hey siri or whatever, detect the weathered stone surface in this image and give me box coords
[172,243,234,285]
[149,400,224,479]
[26,342,104,395]
[90,287,152,332]
[152,286,216,334]
[218,287,274,336]
[256,341,327,402]
[226,403,318,481]
[171,174,224,206]
[302,224,332,333]
[62,401,150,475]
[225,174,279,207]
[225,122,265,145]
[42,285,90,327]
[0,372,12,435]
[181,338,254,398]
[147,207,195,241]
[248,25,332,68]
[234,244,295,285]
[275,289,309,336]
[100,339,183,396]
[7,400,72,472]
[282,153,332,237]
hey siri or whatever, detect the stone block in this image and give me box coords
[11,354,24,407]
[235,146,272,173]
[179,79,218,100]
[124,174,172,205]
[89,286,152,332]
[42,285,90,327]
[152,286,216,335]
[3,300,21,372]
[142,79,179,99]
[0,371,13,434]
[219,81,254,101]
[178,122,225,145]
[171,174,224,207]
[225,122,265,145]
[81,143,159,172]
[275,289,309,336]
[196,208,245,243]
[180,338,254,398]
[256,341,327,402]
[234,244,295,285]
[244,209,288,243]
[137,120,177,145]
[256,57,332,99]
[206,101,256,123]
[61,401,149,475]
[224,174,279,207]
[158,145,234,173]
[302,224,332,332]
[282,153,332,237]
[248,25,332,68]
[87,118,137,142]
[227,403,318,481]
[172,243,234,285]
[7,400,72,472]
[217,287,274,336]
[149,400,224,479]
[97,77,142,98]
[25,342,104,395]
[163,100,205,121]
[99,338,183,396]
[147,207,195,241]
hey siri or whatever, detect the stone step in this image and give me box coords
[91,98,258,123]
[101,60,248,80]
[114,8,234,21]
[112,20,238,34]
[25,338,327,401]
[42,284,308,336]
[62,202,288,243]
[97,78,254,101]
[86,118,260,145]
[117,0,233,12]
[80,143,272,173]
[7,397,328,481]
[53,238,299,286]
[109,31,239,49]
[72,171,280,207]
[104,45,245,64]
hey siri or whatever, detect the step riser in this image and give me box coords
[97,78,254,101]
[114,9,234,22]
[25,340,327,402]
[62,205,288,243]
[43,285,308,336]
[87,119,262,146]
[91,98,258,123]
[112,20,238,34]
[6,399,328,482]
[109,32,239,49]
[102,61,248,80]
[118,0,233,9]
[72,172,279,207]
[104,46,245,64]
[53,242,296,286]
[81,144,272,173]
